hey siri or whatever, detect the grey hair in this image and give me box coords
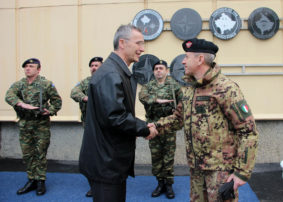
[113,24,142,50]
[194,52,215,66]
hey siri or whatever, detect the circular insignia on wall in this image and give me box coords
[170,54,190,86]
[132,54,159,85]
[132,9,164,41]
[248,7,279,40]
[170,8,202,40]
[209,7,242,40]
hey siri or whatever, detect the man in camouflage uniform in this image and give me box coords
[71,57,103,125]
[70,56,103,197]
[152,38,258,202]
[5,58,62,196]
[139,60,183,199]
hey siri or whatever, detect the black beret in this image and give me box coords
[89,57,103,67]
[22,58,41,68]
[182,38,219,55]
[153,60,168,70]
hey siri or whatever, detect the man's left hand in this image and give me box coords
[227,174,246,190]
[41,108,50,115]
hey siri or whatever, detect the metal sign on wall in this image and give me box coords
[132,9,164,41]
[209,7,242,40]
[132,7,280,41]
[170,8,202,40]
[248,7,279,40]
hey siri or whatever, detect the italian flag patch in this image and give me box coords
[241,104,249,113]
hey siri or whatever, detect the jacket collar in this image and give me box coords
[110,52,132,77]
[183,64,221,87]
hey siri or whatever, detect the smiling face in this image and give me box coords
[182,52,200,76]
[121,29,145,65]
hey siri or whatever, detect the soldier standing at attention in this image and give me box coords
[5,58,62,196]
[139,60,183,199]
[151,38,258,202]
[71,57,103,126]
[70,56,103,197]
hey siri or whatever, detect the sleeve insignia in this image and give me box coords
[232,99,252,121]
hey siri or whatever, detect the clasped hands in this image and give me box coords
[145,123,158,140]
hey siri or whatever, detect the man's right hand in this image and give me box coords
[145,125,158,140]
[16,102,39,110]
[83,96,88,102]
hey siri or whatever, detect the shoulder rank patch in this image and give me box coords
[232,99,252,121]
[51,83,55,88]
[75,82,80,86]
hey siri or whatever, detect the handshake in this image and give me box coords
[145,123,158,140]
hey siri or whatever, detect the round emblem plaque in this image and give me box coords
[170,8,202,40]
[170,54,190,86]
[209,7,242,40]
[248,7,279,40]
[132,54,159,85]
[132,9,164,41]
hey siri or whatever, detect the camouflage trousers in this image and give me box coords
[149,132,176,184]
[189,168,239,202]
[18,118,51,180]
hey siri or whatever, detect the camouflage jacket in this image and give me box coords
[156,65,258,181]
[70,76,91,122]
[5,75,62,119]
[139,76,183,122]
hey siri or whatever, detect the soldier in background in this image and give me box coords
[70,56,103,197]
[150,38,258,201]
[139,60,183,199]
[5,58,62,196]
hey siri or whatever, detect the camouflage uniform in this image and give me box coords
[70,76,91,125]
[156,65,258,201]
[5,75,62,180]
[139,76,183,184]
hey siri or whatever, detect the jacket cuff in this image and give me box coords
[234,171,249,182]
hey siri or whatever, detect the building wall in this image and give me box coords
[1,0,283,121]
[0,0,283,164]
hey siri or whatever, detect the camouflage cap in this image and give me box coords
[89,57,103,67]
[22,58,41,68]
[153,60,168,70]
[182,38,219,55]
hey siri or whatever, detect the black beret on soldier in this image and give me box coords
[182,38,219,55]
[153,60,168,70]
[89,57,103,67]
[22,58,41,68]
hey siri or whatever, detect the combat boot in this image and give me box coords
[17,179,37,195]
[165,183,175,199]
[36,180,46,195]
[151,179,165,197]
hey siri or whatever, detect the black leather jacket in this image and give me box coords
[79,52,149,184]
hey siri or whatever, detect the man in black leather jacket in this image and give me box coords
[79,24,158,202]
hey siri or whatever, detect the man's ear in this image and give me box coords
[119,38,126,50]
[198,54,205,65]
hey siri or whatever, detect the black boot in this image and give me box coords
[151,180,165,197]
[165,183,175,199]
[17,179,37,195]
[36,180,46,195]
[85,189,92,197]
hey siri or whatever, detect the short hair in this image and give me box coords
[194,52,215,66]
[113,24,142,50]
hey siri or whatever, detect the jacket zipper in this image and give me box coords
[189,87,197,168]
